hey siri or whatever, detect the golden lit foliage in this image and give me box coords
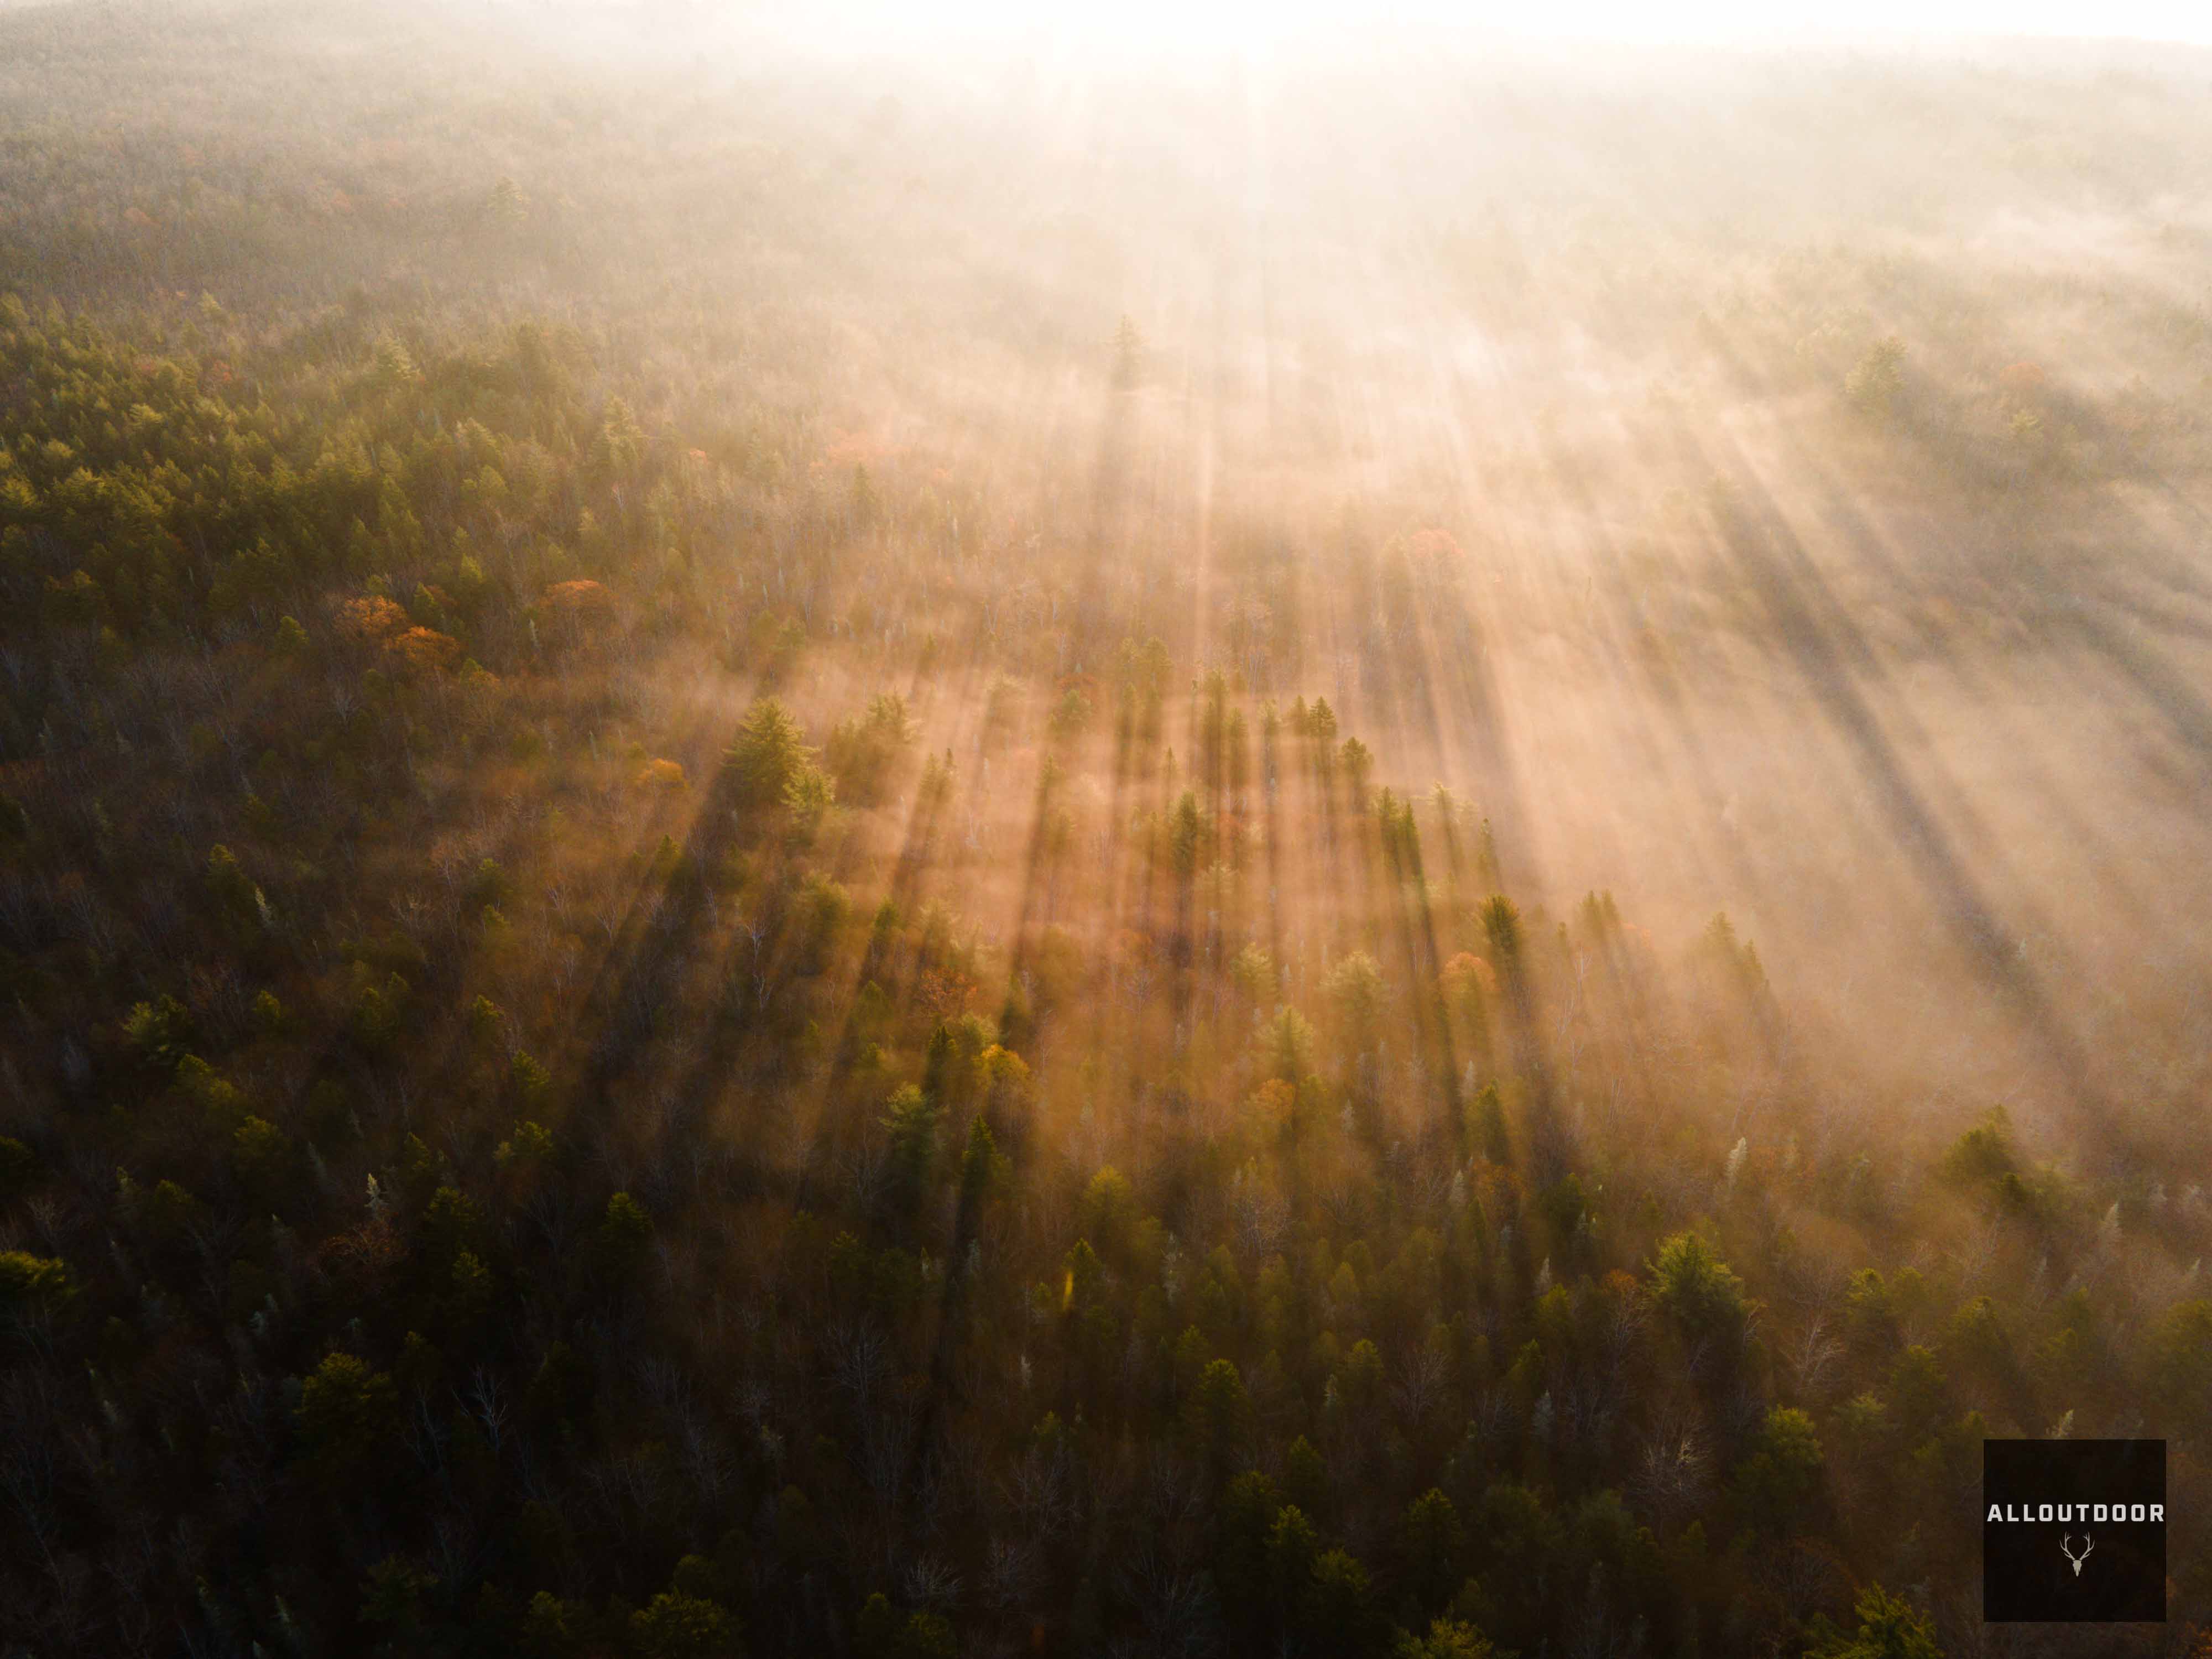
[337,594,409,640]
[384,625,460,672]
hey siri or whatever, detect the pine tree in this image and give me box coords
[1111,314,1144,388]
[725,698,817,806]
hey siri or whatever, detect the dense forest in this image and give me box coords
[1,3,2210,1656]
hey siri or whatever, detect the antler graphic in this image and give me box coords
[2060,1533,2093,1577]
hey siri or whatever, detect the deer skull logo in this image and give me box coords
[2060,1534,2093,1578]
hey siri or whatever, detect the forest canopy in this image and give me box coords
[0,3,2209,1656]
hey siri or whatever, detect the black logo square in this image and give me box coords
[1984,1439,2165,1622]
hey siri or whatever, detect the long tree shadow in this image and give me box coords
[571,733,755,1114]
[1684,427,2130,1162]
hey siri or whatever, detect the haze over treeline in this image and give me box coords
[0,3,2208,1655]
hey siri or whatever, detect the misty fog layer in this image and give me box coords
[38,7,2192,1147]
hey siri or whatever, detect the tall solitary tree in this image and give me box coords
[1111,314,1144,388]
[726,698,817,807]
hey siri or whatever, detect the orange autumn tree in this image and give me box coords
[336,594,408,641]
[384,625,460,673]
[539,578,614,650]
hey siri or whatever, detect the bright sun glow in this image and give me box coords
[765,0,2212,59]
